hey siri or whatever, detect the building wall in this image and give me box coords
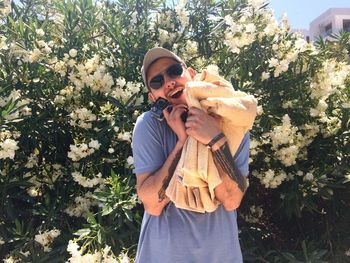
[309,8,350,41]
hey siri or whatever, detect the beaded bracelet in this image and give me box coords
[206,132,225,149]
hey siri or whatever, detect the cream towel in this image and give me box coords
[165,70,258,213]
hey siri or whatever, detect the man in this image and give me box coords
[131,47,250,263]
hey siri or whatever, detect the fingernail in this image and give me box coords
[167,106,173,113]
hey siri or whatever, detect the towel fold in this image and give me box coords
[165,70,257,213]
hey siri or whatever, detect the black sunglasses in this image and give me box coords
[148,63,184,90]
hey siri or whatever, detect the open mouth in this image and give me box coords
[170,89,183,99]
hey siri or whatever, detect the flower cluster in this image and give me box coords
[34,228,61,252]
[241,205,264,223]
[117,131,132,142]
[72,171,104,188]
[65,192,96,218]
[69,55,115,94]
[253,169,288,189]
[267,114,301,167]
[68,140,101,161]
[54,86,75,105]
[223,2,281,54]
[66,240,130,263]
[69,108,97,129]
[174,0,189,28]
[0,138,19,160]
[110,78,143,103]
[310,60,350,100]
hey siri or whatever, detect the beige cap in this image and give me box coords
[141,47,185,89]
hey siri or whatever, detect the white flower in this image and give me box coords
[69,48,77,58]
[27,48,42,63]
[0,139,19,160]
[27,187,40,197]
[303,172,314,182]
[241,205,263,223]
[268,58,279,68]
[245,23,256,33]
[68,143,94,161]
[72,171,103,188]
[126,156,134,166]
[65,194,93,217]
[253,169,287,188]
[261,71,270,81]
[248,0,265,9]
[108,148,115,154]
[119,252,130,263]
[158,29,171,45]
[67,240,81,257]
[36,28,45,37]
[69,108,97,129]
[175,0,189,27]
[3,256,19,263]
[118,131,131,142]
[35,229,61,252]
[88,139,101,150]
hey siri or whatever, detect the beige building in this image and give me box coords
[309,8,350,41]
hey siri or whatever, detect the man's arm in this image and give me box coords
[136,141,183,216]
[136,104,188,216]
[211,136,248,211]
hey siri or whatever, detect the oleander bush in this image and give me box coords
[0,0,349,262]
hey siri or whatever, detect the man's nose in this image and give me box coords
[164,76,176,89]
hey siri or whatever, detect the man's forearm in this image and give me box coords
[211,137,248,210]
[212,141,247,192]
[158,148,182,202]
[138,141,184,215]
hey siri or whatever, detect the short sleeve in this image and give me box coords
[132,113,166,176]
[233,132,250,177]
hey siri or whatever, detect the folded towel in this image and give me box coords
[165,70,258,213]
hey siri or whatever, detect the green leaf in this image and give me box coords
[74,228,91,237]
[101,205,113,216]
[14,219,21,232]
[86,211,97,225]
[97,229,102,244]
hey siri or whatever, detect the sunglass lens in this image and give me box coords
[167,63,183,78]
[149,75,164,89]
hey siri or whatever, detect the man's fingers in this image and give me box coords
[188,107,203,115]
[162,106,170,120]
[172,107,187,119]
[164,104,188,120]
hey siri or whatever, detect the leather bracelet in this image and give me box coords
[206,132,225,148]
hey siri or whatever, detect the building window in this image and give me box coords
[344,20,350,32]
[324,23,332,35]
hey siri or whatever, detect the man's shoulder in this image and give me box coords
[135,110,155,124]
[134,110,162,132]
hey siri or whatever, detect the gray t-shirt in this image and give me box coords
[132,111,250,263]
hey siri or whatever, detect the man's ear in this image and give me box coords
[148,92,156,103]
[187,67,196,79]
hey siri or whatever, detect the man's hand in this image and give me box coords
[185,107,222,144]
[163,104,188,144]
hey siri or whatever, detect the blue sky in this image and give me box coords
[269,0,350,30]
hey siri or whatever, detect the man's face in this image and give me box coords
[146,57,195,105]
